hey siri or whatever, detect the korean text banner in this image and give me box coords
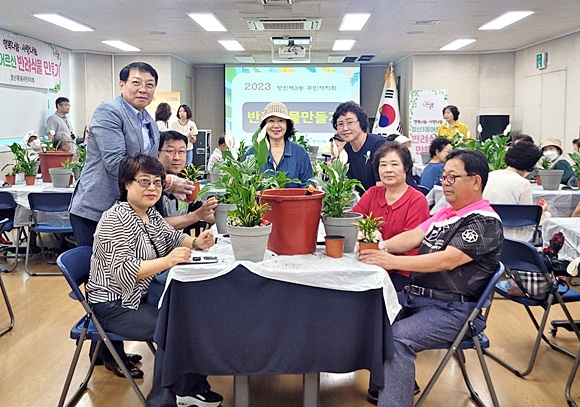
[0,31,62,90]
[225,66,360,148]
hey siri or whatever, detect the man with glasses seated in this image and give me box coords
[359,149,503,407]
[156,130,217,237]
[332,101,386,195]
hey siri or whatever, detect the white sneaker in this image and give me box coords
[176,390,223,407]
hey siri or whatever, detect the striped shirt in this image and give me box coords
[87,201,187,310]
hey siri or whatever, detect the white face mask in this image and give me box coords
[543,150,558,161]
[29,139,41,149]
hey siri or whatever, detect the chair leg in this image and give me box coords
[3,228,21,272]
[147,341,156,355]
[24,229,61,276]
[0,272,14,337]
[454,350,485,407]
[566,345,580,407]
[484,298,555,377]
[58,322,100,407]
[472,341,500,407]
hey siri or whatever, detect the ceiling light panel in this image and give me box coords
[235,56,255,63]
[479,11,534,30]
[188,13,227,31]
[33,14,93,32]
[102,40,140,52]
[339,13,371,31]
[333,39,356,51]
[439,39,476,51]
[219,40,245,51]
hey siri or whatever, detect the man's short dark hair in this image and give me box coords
[55,97,69,108]
[373,141,413,174]
[442,105,460,121]
[119,62,158,85]
[332,101,369,133]
[446,149,489,189]
[177,104,193,120]
[429,137,452,158]
[505,141,542,172]
[512,133,534,144]
[159,130,187,150]
[218,136,226,146]
[118,153,165,202]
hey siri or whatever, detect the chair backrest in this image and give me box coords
[57,246,93,302]
[416,185,430,196]
[0,192,16,230]
[491,204,542,228]
[28,192,73,213]
[500,238,548,275]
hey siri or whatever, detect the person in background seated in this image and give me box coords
[207,134,229,171]
[420,137,452,190]
[328,133,346,163]
[573,138,580,153]
[155,102,172,132]
[541,137,574,185]
[359,149,503,407]
[53,132,72,152]
[86,153,222,407]
[245,102,313,188]
[23,130,43,158]
[437,105,471,140]
[332,101,386,195]
[483,141,547,241]
[394,135,412,149]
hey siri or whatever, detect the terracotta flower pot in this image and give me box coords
[325,235,345,258]
[5,175,15,185]
[186,182,200,202]
[39,151,74,183]
[358,241,379,256]
[24,175,36,185]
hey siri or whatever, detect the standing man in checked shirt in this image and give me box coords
[332,101,386,195]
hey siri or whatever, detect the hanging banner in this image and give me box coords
[0,31,62,90]
[408,89,448,162]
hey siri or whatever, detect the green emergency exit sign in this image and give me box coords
[536,52,547,70]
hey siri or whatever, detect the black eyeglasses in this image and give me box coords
[438,174,473,185]
[133,178,164,188]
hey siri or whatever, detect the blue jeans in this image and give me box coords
[377,292,483,407]
[186,150,193,166]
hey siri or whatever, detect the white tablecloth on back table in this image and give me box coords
[542,217,580,261]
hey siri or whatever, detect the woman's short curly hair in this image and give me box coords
[505,141,542,172]
[372,141,413,174]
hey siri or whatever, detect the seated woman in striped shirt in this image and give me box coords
[86,153,223,407]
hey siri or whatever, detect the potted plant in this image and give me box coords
[354,213,384,254]
[568,152,580,188]
[7,143,38,185]
[312,157,364,253]
[38,139,73,183]
[198,128,295,262]
[537,155,563,191]
[181,164,204,201]
[2,164,20,186]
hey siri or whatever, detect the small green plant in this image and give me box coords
[540,155,552,170]
[354,213,384,243]
[312,159,363,218]
[42,139,60,152]
[2,163,21,176]
[451,134,509,171]
[291,133,310,150]
[181,164,204,181]
[569,153,580,178]
[7,143,38,176]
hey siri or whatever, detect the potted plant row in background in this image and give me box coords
[3,143,38,185]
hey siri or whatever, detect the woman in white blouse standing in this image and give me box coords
[170,104,198,166]
[86,153,222,407]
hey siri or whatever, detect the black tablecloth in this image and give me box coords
[154,265,394,394]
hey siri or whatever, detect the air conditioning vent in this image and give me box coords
[247,19,322,31]
[261,0,292,5]
[413,20,440,26]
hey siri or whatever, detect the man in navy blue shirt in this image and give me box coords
[332,101,386,195]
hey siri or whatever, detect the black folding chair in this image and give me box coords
[491,204,542,245]
[415,262,504,407]
[56,246,155,407]
[25,192,74,276]
[0,191,21,272]
[0,218,15,337]
[484,239,580,377]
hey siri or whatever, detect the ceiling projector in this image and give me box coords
[278,44,306,58]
